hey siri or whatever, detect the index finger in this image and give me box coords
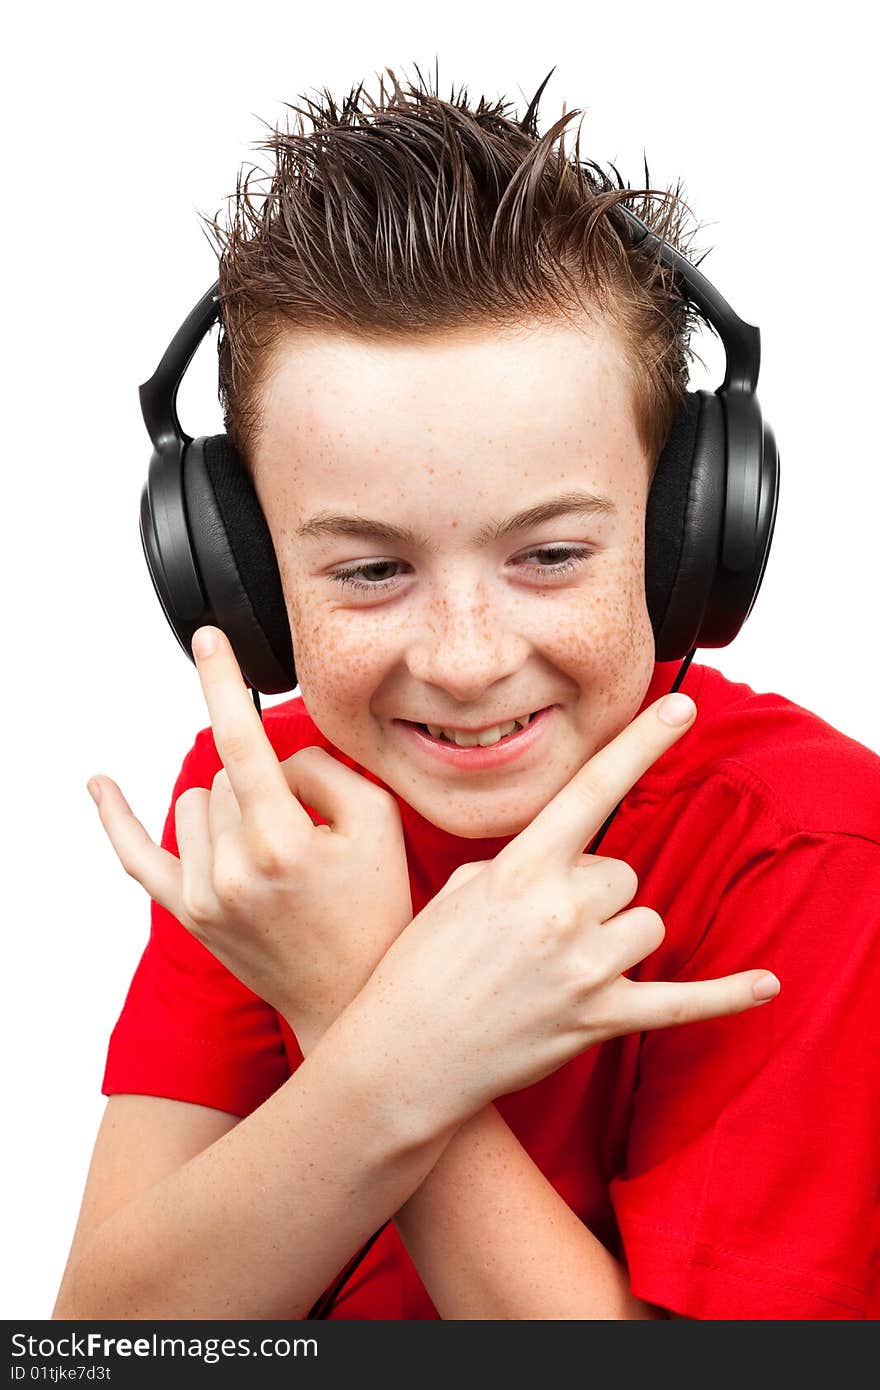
[191,625,312,831]
[505,693,696,867]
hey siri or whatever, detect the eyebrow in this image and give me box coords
[296,489,617,552]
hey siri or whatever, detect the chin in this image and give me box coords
[417,799,535,840]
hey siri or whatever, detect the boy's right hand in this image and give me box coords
[345,693,780,1132]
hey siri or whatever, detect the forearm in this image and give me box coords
[394,1104,662,1319]
[54,1014,460,1321]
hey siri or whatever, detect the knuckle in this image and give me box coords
[364,781,399,816]
[439,861,483,900]
[576,953,606,994]
[572,767,615,813]
[175,786,201,815]
[211,856,247,907]
[181,885,216,927]
[489,852,535,898]
[556,896,580,934]
[289,744,325,766]
[534,892,578,941]
[211,767,232,791]
[622,861,640,900]
[450,860,480,881]
[248,837,288,877]
[119,852,141,882]
[446,862,470,886]
[583,857,639,914]
[605,857,639,900]
[635,906,666,950]
[220,731,250,766]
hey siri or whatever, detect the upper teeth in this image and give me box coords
[425,712,534,747]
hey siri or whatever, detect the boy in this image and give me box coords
[54,68,880,1320]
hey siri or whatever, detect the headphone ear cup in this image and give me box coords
[645,390,727,661]
[183,434,297,693]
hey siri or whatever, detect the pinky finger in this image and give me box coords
[87,776,184,918]
[621,969,781,1033]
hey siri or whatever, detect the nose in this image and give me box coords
[403,575,529,704]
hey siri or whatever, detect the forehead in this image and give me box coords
[253,312,645,501]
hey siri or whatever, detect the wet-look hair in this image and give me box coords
[201,62,710,481]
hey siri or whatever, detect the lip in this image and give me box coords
[392,705,558,771]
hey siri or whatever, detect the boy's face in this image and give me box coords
[252,312,656,839]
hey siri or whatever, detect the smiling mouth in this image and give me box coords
[401,707,548,748]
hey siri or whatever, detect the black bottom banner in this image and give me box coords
[3,1318,697,1386]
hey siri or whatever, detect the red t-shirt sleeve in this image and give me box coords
[609,828,880,1320]
[101,731,292,1117]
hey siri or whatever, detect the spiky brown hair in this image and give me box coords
[201,62,709,481]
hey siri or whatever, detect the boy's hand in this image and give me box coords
[346,692,781,1132]
[86,625,413,1049]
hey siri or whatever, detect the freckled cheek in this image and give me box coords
[619,558,655,669]
[557,559,648,661]
[544,560,653,716]
[286,594,386,720]
[599,562,654,715]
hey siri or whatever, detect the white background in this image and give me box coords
[2,0,876,1320]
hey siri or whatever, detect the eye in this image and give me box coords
[513,546,594,579]
[328,559,410,592]
[327,546,594,593]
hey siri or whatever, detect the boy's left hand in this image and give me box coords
[86,625,414,1051]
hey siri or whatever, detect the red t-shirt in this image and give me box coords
[101,659,880,1320]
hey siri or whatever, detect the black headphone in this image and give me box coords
[138,204,779,700]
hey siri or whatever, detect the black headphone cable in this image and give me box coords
[585,645,697,855]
